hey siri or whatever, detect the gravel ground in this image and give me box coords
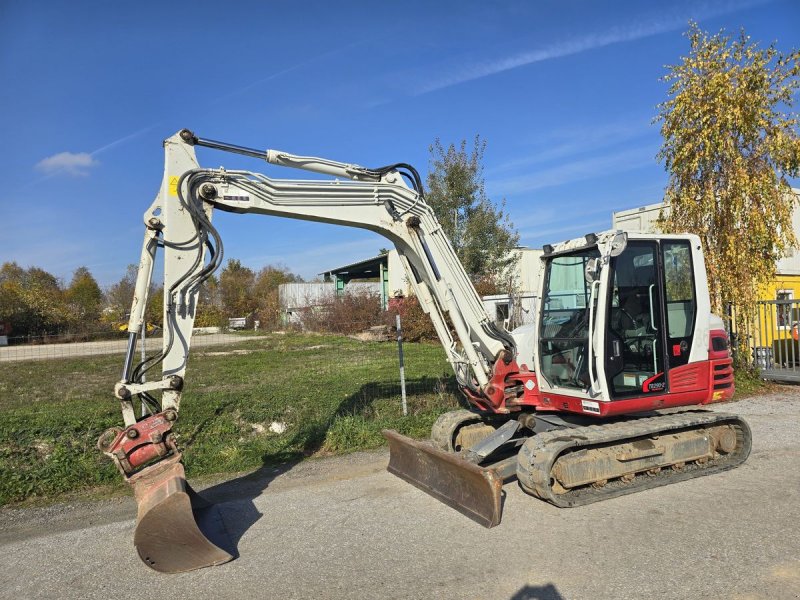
[1,389,798,600]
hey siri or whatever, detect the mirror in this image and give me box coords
[584,257,601,283]
[609,231,628,257]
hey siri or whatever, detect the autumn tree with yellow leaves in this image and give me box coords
[657,22,800,356]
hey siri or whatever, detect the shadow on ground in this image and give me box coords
[189,375,463,560]
[509,584,565,600]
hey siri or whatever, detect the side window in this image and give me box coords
[662,241,696,340]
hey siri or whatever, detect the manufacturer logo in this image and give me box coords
[642,372,666,393]
[581,399,601,414]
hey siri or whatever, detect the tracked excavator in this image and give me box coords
[99,129,751,573]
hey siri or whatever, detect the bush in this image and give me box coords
[300,290,384,334]
[385,296,439,343]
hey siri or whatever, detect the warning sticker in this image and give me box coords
[581,399,601,414]
[168,176,179,196]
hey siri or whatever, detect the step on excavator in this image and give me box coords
[99,130,751,573]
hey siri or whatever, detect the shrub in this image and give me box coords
[300,289,384,334]
[385,296,439,343]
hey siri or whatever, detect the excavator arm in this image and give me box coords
[99,129,521,572]
[117,130,515,419]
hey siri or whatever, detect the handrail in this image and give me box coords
[648,284,658,331]
[588,280,601,394]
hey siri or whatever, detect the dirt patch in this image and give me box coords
[196,349,254,357]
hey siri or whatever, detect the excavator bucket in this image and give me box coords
[382,429,503,528]
[129,457,234,573]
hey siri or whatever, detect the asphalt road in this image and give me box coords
[1,391,799,600]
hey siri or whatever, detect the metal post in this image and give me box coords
[396,314,407,417]
[140,320,148,417]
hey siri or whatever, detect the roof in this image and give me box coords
[319,254,388,280]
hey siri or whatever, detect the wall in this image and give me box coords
[612,189,800,278]
[387,250,411,297]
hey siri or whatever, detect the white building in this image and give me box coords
[482,248,544,329]
[612,188,800,275]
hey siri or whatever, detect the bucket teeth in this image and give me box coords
[382,429,503,528]
[130,456,234,573]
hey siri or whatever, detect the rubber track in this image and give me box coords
[516,410,751,507]
[430,410,483,451]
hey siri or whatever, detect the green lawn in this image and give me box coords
[0,333,768,507]
[0,333,461,505]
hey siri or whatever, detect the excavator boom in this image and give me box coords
[101,129,521,571]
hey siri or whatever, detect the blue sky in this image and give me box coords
[1,0,798,286]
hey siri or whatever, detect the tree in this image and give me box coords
[657,23,800,355]
[66,267,103,327]
[426,136,519,287]
[105,264,139,322]
[252,265,302,328]
[194,275,225,327]
[219,259,257,317]
[0,263,71,336]
[145,285,164,328]
[0,263,28,335]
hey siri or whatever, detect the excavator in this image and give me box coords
[99,129,751,573]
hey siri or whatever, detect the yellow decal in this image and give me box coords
[712,390,724,402]
[168,176,179,196]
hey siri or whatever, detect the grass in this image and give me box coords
[732,365,774,398]
[0,332,461,506]
[0,333,773,507]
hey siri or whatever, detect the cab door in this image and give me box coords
[604,241,667,397]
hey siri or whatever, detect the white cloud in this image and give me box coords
[35,152,99,176]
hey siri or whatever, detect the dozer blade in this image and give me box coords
[383,429,503,528]
[130,456,234,573]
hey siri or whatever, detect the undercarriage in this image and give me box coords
[384,407,751,525]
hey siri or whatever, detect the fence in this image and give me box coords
[0,329,249,363]
[745,299,800,382]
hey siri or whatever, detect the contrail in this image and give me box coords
[90,124,160,157]
[209,39,368,106]
[412,0,773,96]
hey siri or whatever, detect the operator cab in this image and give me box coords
[536,232,702,407]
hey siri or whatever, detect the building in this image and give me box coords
[278,246,545,330]
[481,249,543,328]
[319,250,410,310]
[612,190,800,364]
[278,250,410,324]
[612,189,800,306]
